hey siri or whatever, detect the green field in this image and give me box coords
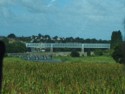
[2,56,125,94]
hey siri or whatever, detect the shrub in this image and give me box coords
[7,42,26,53]
[70,50,80,57]
[112,42,125,64]
[94,49,103,56]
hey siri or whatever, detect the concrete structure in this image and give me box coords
[26,43,110,53]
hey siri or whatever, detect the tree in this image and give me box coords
[91,38,97,43]
[70,50,80,57]
[94,49,103,56]
[112,19,125,64]
[111,30,122,49]
[38,33,42,38]
[1,38,9,46]
[7,33,16,39]
[85,38,91,43]
[7,42,26,53]
[112,42,125,63]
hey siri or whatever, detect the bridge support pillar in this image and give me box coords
[31,48,36,52]
[81,44,84,53]
[50,44,53,53]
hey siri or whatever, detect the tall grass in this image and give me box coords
[2,57,125,94]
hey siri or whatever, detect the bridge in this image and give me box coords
[26,43,110,53]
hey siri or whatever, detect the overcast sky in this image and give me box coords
[0,0,125,40]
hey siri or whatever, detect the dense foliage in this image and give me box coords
[111,30,125,64]
[7,34,16,39]
[31,34,110,43]
[1,33,110,43]
[70,50,80,57]
[94,49,103,56]
[6,42,27,53]
[2,57,125,94]
[111,30,122,49]
[1,38,26,53]
[112,42,125,64]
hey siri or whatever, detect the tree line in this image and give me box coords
[6,33,110,43]
[31,34,110,43]
[0,30,124,62]
[0,33,111,53]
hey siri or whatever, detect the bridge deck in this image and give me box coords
[26,43,110,49]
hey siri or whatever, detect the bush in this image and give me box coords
[94,49,103,56]
[7,42,27,53]
[70,50,80,57]
[112,42,125,64]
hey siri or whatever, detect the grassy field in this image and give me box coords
[56,56,116,63]
[2,56,125,94]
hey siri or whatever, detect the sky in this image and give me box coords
[0,0,125,40]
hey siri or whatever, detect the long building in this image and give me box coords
[26,43,110,53]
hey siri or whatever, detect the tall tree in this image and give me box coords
[7,33,16,39]
[112,19,125,64]
[111,30,123,49]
